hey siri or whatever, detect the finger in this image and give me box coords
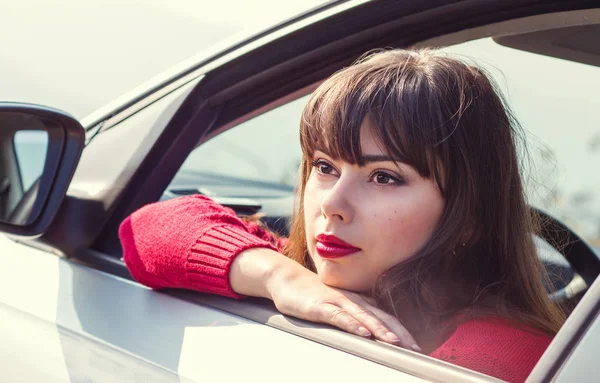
[342,294,421,351]
[335,294,397,344]
[367,306,421,352]
[341,301,400,345]
[316,303,373,338]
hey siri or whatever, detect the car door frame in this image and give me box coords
[529,274,600,381]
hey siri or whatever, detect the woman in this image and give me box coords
[119,49,565,382]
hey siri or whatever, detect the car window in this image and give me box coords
[167,36,599,251]
[166,95,308,198]
[439,38,599,251]
[13,130,48,191]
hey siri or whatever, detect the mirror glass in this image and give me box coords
[0,112,54,226]
[13,130,48,191]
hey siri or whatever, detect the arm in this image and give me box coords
[233,246,418,348]
[119,195,418,348]
[119,195,279,298]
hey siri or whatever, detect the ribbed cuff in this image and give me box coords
[185,225,278,299]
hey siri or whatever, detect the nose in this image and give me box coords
[320,174,355,224]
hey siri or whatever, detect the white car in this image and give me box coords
[1,1,599,382]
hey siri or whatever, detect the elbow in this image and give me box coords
[118,215,165,290]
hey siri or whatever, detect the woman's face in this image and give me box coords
[303,120,445,292]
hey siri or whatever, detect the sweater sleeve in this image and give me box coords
[118,195,280,299]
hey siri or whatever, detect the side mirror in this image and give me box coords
[0,103,85,236]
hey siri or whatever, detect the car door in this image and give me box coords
[0,78,422,383]
[1,1,599,382]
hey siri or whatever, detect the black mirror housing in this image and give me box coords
[0,103,85,237]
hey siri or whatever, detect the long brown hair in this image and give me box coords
[282,48,565,343]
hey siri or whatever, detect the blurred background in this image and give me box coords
[0,0,326,119]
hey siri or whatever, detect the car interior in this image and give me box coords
[494,23,600,68]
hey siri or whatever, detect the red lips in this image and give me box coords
[315,234,361,259]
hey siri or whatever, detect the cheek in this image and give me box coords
[368,190,444,267]
[303,179,321,251]
[391,204,440,243]
[303,179,320,219]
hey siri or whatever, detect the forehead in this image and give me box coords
[315,118,388,157]
[358,119,387,155]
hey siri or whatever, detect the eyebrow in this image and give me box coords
[360,155,402,164]
[314,149,405,165]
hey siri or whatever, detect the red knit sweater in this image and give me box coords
[119,195,552,383]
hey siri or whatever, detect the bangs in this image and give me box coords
[299,50,459,186]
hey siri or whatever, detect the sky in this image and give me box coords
[0,0,327,119]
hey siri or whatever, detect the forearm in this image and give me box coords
[119,195,280,298]
[230,247,302,299]
[230,247,418,348]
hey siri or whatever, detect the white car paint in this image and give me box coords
[0,234,425,382]
[553,299,600,382]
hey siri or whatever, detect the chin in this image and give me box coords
[317,267,347,288]
[319,274,343,288]
[318,271,370,293]
[312,256,373,292]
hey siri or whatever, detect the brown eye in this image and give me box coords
[312,160,336,175]
[318,163,333,174]
[375,173,391,184]
[370,171,402,185]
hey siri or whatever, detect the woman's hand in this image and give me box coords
[268,267,420,350]
[230,248,420,350]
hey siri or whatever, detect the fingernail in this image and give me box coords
[386,332,401,343]
[412,344,422,353]
[357,327,371,337]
